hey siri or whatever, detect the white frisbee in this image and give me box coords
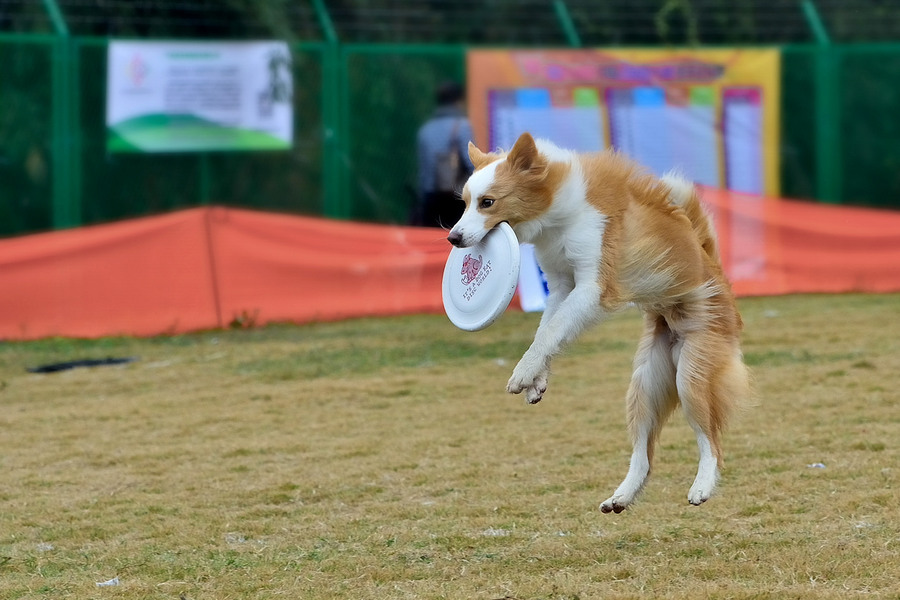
[442,222,521,331]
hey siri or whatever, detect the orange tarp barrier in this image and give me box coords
[700,188,900,297]
[209,208,449,326]
[0,195,898,340]
[1,209,220,340]
[0,208,450,340]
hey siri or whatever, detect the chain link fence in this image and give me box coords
[2,1,900,237]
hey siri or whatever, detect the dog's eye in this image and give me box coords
[479,197,495,209]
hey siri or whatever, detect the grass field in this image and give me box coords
[1,293,899,599]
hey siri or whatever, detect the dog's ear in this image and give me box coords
[507,132,539,173]
[468,141,491,170]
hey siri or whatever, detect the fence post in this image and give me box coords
[51,37,81,229]
[320,45,346,219]
[553,0,582,48]
[802,0,841,204]
[41,0,69,36]
[813,47,841,204]
[44,0,81,229]
[312,0,347,218]
[71,39,82,224]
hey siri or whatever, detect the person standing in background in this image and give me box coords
[412,81,475,228]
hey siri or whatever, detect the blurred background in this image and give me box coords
[1,0,899,238]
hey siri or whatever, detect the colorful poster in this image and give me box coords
[468,49,780,196]
[467,49,781,308]
[106,41,293,153]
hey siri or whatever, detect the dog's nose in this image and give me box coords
[447,231,463,247]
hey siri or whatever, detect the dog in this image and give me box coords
[447,132,750,512]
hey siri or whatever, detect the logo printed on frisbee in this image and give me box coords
[442,222,521,331]
[461,258,493,301]
[460,254,483,285]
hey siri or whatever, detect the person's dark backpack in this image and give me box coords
[434,119,468,193]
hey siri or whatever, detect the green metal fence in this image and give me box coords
[0,35,55,234]
[2,33,900,238]
[0,36,468,236]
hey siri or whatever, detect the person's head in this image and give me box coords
[435,81,465,107]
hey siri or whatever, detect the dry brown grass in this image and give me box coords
[1,293,899,599]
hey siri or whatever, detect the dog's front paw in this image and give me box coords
[524,379,547,404]
[506,373,528,395]
[507,354,546,393]
[507,370,548,404]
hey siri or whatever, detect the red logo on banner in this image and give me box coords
[127,54,150,87]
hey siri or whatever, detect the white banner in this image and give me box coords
[517,244,549,312]
[106,41,293,152]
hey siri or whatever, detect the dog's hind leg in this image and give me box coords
[601,315,679,514]
[674,330,742,506]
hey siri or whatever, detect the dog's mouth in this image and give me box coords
[448,221,510,248]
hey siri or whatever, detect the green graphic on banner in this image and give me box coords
[107,114,291,153]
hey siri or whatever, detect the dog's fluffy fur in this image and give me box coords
[447,132,750,512]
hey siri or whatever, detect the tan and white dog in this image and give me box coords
[447,132,750,512]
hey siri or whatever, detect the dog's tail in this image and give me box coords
[661,173,720,262]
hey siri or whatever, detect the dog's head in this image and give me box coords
[447,132,558,248]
